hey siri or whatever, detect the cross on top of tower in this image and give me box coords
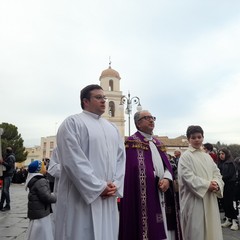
[109,56,112,68]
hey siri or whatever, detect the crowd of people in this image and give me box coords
[1,83,240,240]
[12,167,28,184]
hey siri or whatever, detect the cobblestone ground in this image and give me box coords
[0,184,239,239]
[0,184,28,240]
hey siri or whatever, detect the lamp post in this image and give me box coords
[120,92,142,136]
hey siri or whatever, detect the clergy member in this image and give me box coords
[119,110,182,240]
[54,84,126,240]
[178,125,224,240]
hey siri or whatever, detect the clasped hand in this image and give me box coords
[209,181,219,192]
[101,182,117,199]
[158,178,170,192]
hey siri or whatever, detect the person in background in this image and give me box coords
[203,143,218,164]
[54,84,126,240]
[47,148,61,202]
[167,153,175,167]
[119,110,182,240]
[47,147,61,233]
[173,150,181,166]
[25,160,56,240]
[12,167,28,184]
[0,147,15,211]
[178,125,224,240]
[218,148,238,231]
[167,154,179,195]
[43,158,55,192]
[234,156,240,214]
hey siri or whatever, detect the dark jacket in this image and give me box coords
[218,159,236,183]
[27,175,56,220]
[2,153,15,177]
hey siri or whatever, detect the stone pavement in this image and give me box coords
[0,184,240,240]
[221,213,240,240]
[0,184,28,240]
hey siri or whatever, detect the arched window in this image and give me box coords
[109,80,114,91]
[109,101,115,117]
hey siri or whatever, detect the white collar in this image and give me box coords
[139,131,153,141]
[83,110,101,119]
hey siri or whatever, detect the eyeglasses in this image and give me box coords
[138,116,156,121]
[91,95,108,101]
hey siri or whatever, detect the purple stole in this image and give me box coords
[119,132,173,240]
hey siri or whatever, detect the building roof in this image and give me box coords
[99,66,121,80]
[124,134,189,148]
[155,135,189,147]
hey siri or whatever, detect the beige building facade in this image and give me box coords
[22,136,57,168]
[41,135,57,159]
[20,146,42,168]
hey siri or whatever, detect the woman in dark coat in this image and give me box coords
[234,157,240,207]
[218,148,238,231]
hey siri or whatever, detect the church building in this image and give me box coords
[99,62,125,138]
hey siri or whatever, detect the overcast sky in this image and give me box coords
[1,0,240,147]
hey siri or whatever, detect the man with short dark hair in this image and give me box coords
[0,147,15,211]
[203,142,218,163]
[178,125,224,240]
[54,84,126,240]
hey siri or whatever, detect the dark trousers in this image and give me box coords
[0,176,12,206]
[222,182,238,220]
